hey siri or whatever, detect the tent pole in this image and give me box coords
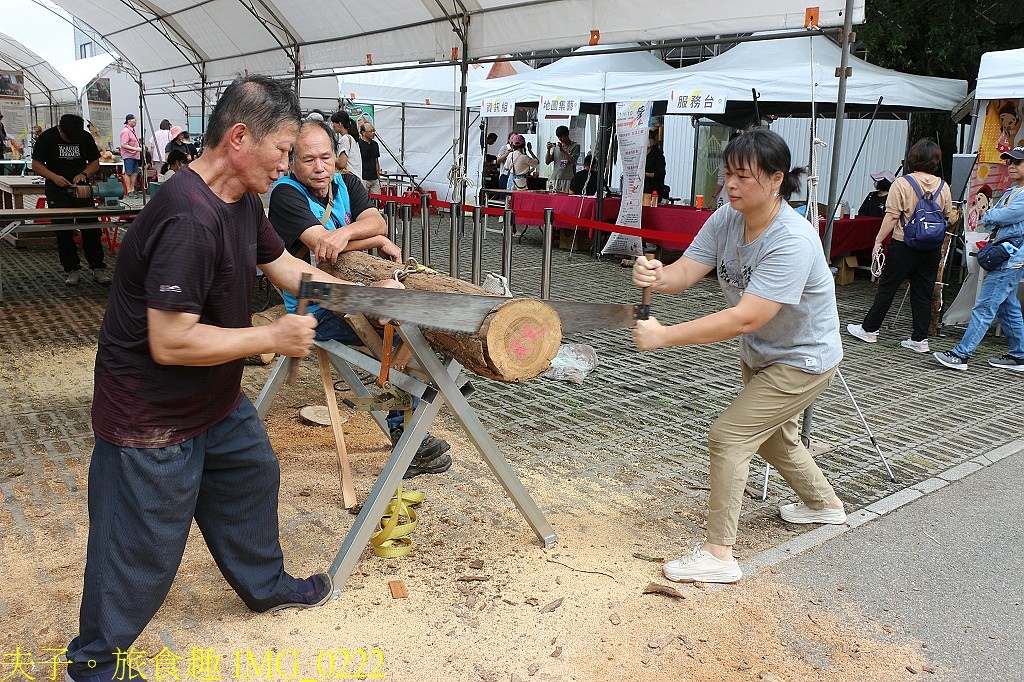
[454,14,471,205]
[138,77,148,200]
[822,0,855,258]
[592,102,611,258]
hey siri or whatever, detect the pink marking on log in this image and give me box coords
[508,324,549,361]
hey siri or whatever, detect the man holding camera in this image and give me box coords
[31,114,111,285]
[544,125,580,193]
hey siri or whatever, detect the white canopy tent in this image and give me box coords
[976,48,1024,100]
[468,43,674,105]
[0,31,80,136]
[605,35,967,116]
[43,0,863,204]
[49,1,862,92]
[606,35,967,209]
[338,61,531,109]
[336,60,532,202]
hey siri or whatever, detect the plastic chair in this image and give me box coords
[32,196,52,224]
[381,184,398,197]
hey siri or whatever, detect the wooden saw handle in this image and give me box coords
[640,252,655,316]
[287,272,313,384]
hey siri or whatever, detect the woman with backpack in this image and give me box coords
[934,145,1024,371]
[847,139,953,353]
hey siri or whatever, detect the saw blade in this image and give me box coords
[545,300,646,333]
[300,281,501,333]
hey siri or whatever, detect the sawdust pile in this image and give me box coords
[1,360,932,681]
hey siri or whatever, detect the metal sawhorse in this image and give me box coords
[253,323,557,591]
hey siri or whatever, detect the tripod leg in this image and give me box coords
[836,368,899,483]
[887,286,911,330]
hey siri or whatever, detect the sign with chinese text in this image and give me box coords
[480,98,515,117]
[667,90,727,115]
[537,94,581,119]
[602,101,652,257]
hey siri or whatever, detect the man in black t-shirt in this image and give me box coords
[569,153,599,196]
[269,120,452,475]
[31,114,110,285]
[358,122,382,194]
[66,77,401,682]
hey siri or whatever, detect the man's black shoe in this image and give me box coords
[267,573,334,612]
[403,451,453,479]
[390,427,451,460]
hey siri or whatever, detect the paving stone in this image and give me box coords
[3,213,1022,584]
[865,488,924,516]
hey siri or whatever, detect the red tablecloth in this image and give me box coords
[510,193,620,229]
[641,205,713,248]
[509,193,710,248]
[509,193,877,254]
[821,216,882,256]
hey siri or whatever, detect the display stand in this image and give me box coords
[253,322,557,591]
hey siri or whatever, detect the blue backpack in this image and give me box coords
[900,175,947,250]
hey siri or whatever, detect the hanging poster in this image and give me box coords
[965,98,1023,248]
[86,78,113,152]
[602,101,652,257]
[0,70,28,156]
[342,102,375,132]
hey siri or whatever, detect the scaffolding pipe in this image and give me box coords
[541,208,553,299]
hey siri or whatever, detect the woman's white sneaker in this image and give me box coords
[847,324,877,343]
[779,502,847,525]
[900,338,930,353]
[662,544,743,583]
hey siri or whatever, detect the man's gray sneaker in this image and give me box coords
[988,354,1024,371]
[65,270,81,286]
[93,268,112,284]
[933,351,968,370]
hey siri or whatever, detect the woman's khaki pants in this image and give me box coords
[705,361,839,546]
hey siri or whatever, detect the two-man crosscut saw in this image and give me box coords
[298,281,650,334]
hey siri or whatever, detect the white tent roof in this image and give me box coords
[468,43,674,104]
[48,0,862,90]
[606,35,967,114]
[977,48,1024,100]
[59,52,116,93]
[338,60,532,108]
[0,31,79,105]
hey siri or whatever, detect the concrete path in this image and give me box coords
[770,445,1024,680]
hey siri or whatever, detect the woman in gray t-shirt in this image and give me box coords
[632,128,846,585]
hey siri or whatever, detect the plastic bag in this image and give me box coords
[542,343,598,385]
[481,273,512,297]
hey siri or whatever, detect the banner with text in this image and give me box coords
[86,78,113,152]
[602,101,652,257]
[667,89,727,115]
[537,94,581,119]
[0,70,27,155]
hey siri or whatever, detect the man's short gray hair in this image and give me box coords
[290,118,339,163]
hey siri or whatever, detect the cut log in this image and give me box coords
[325,250,495,294]
[321,253,559,382]
[248,308,284,365]
[424,298,561,382]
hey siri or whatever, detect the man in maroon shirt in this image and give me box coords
[65,75,400,682]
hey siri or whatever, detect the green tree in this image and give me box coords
[857,0,1024,87]
[857,0,1024,176]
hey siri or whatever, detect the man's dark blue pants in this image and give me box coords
[66,398,298,674]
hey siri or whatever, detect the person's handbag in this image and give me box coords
[975,235,1024,271]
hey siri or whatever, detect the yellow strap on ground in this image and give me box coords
[370,485,423,558]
